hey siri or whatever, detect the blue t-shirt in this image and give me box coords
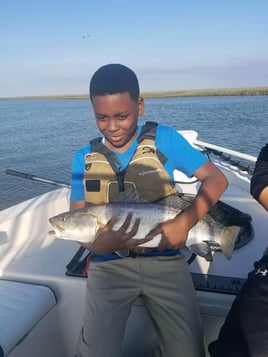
[70,124,208,261]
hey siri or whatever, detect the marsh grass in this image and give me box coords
[1,87,268,100]
[142,87,268,98]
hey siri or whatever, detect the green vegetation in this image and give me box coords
[1,87,268,100]
[142,87,268,98]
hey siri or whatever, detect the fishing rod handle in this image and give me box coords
[6,169,34,180]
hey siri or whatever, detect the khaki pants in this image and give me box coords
[76,254,205,357]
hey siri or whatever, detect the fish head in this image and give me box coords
[49,209,99,243]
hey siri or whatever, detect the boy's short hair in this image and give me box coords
[89,64,140,102]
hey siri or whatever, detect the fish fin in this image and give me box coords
[111,186,148,203]
[218,225,241,259]
[187,242,213,262]
[156,193,193,210]
[204,250,213,262]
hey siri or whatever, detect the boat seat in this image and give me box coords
[0,280,56,357]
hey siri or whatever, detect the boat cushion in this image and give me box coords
[0,280,56,357]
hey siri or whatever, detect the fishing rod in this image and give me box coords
[6,169,71,189]
[6,168,197,188]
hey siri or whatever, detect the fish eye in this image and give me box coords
[60,217,66,222]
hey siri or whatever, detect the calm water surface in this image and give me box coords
[0,96,267,211]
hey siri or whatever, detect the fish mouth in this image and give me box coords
[49,218,64,234]
[48,229,56,236]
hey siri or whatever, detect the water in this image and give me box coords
[0,95,267,211]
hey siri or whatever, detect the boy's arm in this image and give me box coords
[250,144,268,211]
[180,161,228,230]
[257,187,268,211]
[148,161,228,250]
[70,201,85,210]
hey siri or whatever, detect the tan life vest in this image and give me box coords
[83,122,177,204]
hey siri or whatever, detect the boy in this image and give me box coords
[70,64,228,357]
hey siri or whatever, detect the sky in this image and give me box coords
[1,0,268,97]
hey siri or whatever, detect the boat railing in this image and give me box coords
[193,139,257,164]
[179,130,257,176]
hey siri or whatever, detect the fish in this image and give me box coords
[48,193,253,261]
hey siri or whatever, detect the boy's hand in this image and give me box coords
[145,213,190,251]
[79,213,153,255]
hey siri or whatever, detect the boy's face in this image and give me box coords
[91,92,144,152]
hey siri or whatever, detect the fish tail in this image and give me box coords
[219,226,240,259]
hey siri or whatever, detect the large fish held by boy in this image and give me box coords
[49,193,253,261]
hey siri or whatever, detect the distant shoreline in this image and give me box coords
[1,86,268,100]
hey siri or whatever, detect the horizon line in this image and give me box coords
[1,86,268,100]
